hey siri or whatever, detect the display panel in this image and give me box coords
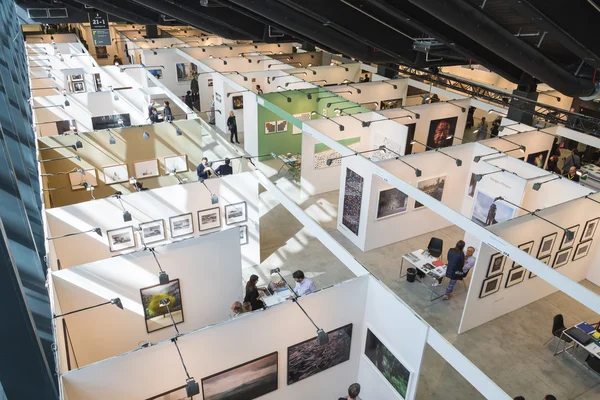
[342,169,363,235]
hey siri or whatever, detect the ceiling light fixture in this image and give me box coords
[310,111,344,131]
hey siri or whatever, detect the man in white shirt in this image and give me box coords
[463,247,476,274]
[292,270,316,296]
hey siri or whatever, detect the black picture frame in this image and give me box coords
[140,279,184,333]
[512,241,534,269]
[487,253,505,276]
[552,248,572,269]
[239,225,248,245]
[364,328,411,398]
[224,202,248,225]
[537,232,557,259]
[573,240,592,261]
[559,225,579,250]
[581,218,599,242]
[197,207,222,231]
[139,219,166,245]
[106,226,136,252]
[479,274,503,298]
[530,255,551,279]
[169,212,194,238]
[505,267,525,288]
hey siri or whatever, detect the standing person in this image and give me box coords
[546,149,561,174]
[339,383,361,400]
[149,108,161,123]
[214,158,233,176]
[244,274,265,311]
[292,270,316,296]
[443,240,466,300]
[148,101,156,119]
[227,111,239,144]
[362,73,370,82]
[184,90,194,110]
[466,106,475,129]
[209,95,216,124]
[256,85,264,95]
[490,118,501,138]
[196,157,212,181]
[475,117,489,141]
[463,246,476,276]
[113,54,123,65]
[163,101,173,122]
[190,72,199,102]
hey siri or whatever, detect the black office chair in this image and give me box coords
[543,314,573,346]
[585,354,600,373]
[427,237,443,259]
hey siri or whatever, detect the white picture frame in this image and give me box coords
[197,207,221,231]
[239,225,248,245]
[479,274,503,298]
[164,154,188,174]
[106,226,136,252]
[103,164,129,184]
[169,213,194,238]
[553,248,571,269]
[134,159,160,179]
[225,202,247,225]
[139,220,166,245]
[276,120,288,133]
[505,267,526,288]
[265,121,276,134]
[537,232,557,259]
[69,168,97,190]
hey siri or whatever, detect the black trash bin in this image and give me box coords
[406,267,417,283]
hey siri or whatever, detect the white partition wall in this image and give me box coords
[325,79,409,108]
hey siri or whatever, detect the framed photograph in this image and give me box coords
[169,213,194,237]
[225,202,247,225]
[239,225,248,245]
[103,163,129,184]
[466,173,478,198]
[526,150,549,169]
[207,78,213,87]
[537,232,557,259]
[201,352,278,400]
[134,159,160,179]
[69,168,97,190]
[197,207,221,231]
[91,113,131,130]
[530,255,551,279]
[106,226,136,252]
[379,98,403,110]
[365,328,411,398]
[70,74,83,81]
[264,121,276,134]
[276,120,288,132]
[56,120,77,135]
[376,187,409,219]
[470,190,516,227]
[512,241,534,269]
[148,69,162,79]
[479,274,503,298]
[313,137,361,169]
[414,176,446,209]
[426,116,458,150]
[559,225,579,250]
[292,112,311,135]
[176,62,197,81]
[505,267,526,288]
[287,324,352,385]
[73,81,85,93]
[342,168,364,235]
[140,279,184,333]
[487,253,505,276]
[139,220,166,245]
[573,240,592,261]
[145,384,188,400]
[581,218,599,242]
[164,154,188,173]
[232,95,243,110]
[553,248,572,269]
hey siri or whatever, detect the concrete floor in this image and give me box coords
[254,157,600,399]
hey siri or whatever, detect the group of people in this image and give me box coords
[443,240,476,300]
[196,157,233,181]
[147,101,174,123]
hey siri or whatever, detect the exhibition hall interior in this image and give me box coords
[3,0,600,399]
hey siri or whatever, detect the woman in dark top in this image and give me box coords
[227,111,239,144]
[444,240,465,300]
[244,274,264,311]
[163,101,173,122]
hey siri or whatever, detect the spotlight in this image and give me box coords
[326,159,333,166]
[415,169,422,177]
[114,94,119,101]
[64,99,70,107]
[211,194,219,204]
[474,174,483,182]
[109,136,116,145]
[143,131,150,140]
[123,210,132,222]
[75,140,83,149]
[186,379,200,397]
[455,159,462,167]
[317,329,329,346]
[159,270,170,285]
[473,156,481,163]
[110,297,124,310]
[519,145,526,153]
[176,128,183,136]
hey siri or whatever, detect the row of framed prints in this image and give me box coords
[106,202,248,252]
[479,217,598,298]
[104,155,188,184]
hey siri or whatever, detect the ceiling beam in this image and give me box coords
[65,0,159,24]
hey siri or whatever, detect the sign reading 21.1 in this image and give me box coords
[89,11,109,30]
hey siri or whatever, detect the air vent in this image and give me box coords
[49,8,68,18]
[27,8,49,18]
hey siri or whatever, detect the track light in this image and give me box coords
[410,139,462,166]
[326,100,349,108]
[201,180,218,203]
[224,71,248,81]
[143,131,150,140]
[53,297,123,318]
[382,80,398,89]
[474,169,505,182]
[176,128,183,136]
[380,146,422,176]
[309,80,327,85]
[39,155,80,163]
[47,227,102,240]
[494,197,574,238]
[361,115,412,128]
[532,175,561,191]
[326,146,387,166]
[39,141,83,152]
[447,101,466,112]
[226,90,250,98]
[274,90,292,103]
[311,111,344,131]
[109,135,116,145]
[488,108,508,116]
[498,136,526,153]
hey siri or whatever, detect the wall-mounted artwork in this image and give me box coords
[512,241,534,269]
[170,213,194,238]
[342,168,364,236]
[207,78,213,87]
[95,46,108,59]
[140,279,184,333]
[197,207,221,231]
[530,255,551,279]
[69,74,83,81]
[139,220,166,245]
[360,102,379,111]
[145,384,188,400]
[201,352,278,400]
[480,274,503,298]
[103,164,129,184]
[69,168,97,190]
[559,225,579,250]
[176,62,197,81]
[581,218,598,242]
[239,225,248,245]
[73,81,85,93]
[526,150,549,169]
[365,329,411,398]
[380,98,403,110]
[287,324,353,385]
[537,232,557,258]
[553,248,571,269]
[55,120,77,135]
[505,267,525,288]
[573,240,592,261]
[164,154,188,173]
[426,116,458,149]
[134,159,160,179]
[404,123,416,155]
[487,253,505,276]
[225,202,247,225]
[215,92,222,103]
[466,173,478,198]
[276,120,288,132]
[148,69,162,79]
[414,176,446,210]
[91,113,131,130]
[265,121,276,134]
[106,226,136,252]
[232,95,243,110]
[292,112,311,134]
[313,137,361,169]
[470,190,515,227]
[377,188,409,219]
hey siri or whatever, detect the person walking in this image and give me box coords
[163,101,173,122]
[475,117,489,141]
[227,111,239,144]
[443,240,466,300]
[339,383,361,400]
[209,95,216,124]
[184,90,194,111]
[256,85,264,95]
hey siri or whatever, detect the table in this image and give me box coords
[399,249,448,301]
[554,321,600,375]
[262,288,293,307]
[277,154,301,181]
[581,164,600,191]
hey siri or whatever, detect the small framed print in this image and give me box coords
[553,248,571,269]
[581,218,599,242]
[164,154,188,173]
[139,220,166,245]
[239,225,248,245]
[276,120,288,132]
[512,241,534,269]
[73,81,85,93]
[559,225,579,250]
[572,240,592,261]
[197,207,221,231]
[225,202,247,225]
[487,253,505,276]
[169,213,194,238]
[103,163,129,184]
[265,121,276,134]
[537,232,557,259]
[530,255,551,279]
[134,159,160,179]
[106,226,136,252]
[480,274,502,298]
[505,267,526,288]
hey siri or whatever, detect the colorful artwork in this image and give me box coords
[426,117,458,149]
[148,69,162,79]
[176,62,197,81]
[140,279,184,333]
[342,169,363,235]
[313,137,361,169]
[232,95,243,110]
[365,329,410,398]
[526,150,549,169]
[414,176,446,209]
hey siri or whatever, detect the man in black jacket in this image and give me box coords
[339,383,360,400]
[214,158,233,176]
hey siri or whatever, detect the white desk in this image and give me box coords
[262,288,293,307]
[554,322,600,375]
[400,249,447,301]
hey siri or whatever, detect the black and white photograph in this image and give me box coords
[379,98,403,110]
[581,218,599,242]
[69,74,83,81]
[537,232,557,258]
[414,176,446,209]
[560,225,579,250]
[169,213,194,237]
[376,187,409,219]
[466,173,478,198]
[553,248,571,269]
[479,274,503,298]
[512,241,534,269]
[198,207,221,231]
[225,202,247,225]
[487,253,505,276]
[573,240,592,261]
[140,279,184,333]
[73,81,85,93]
[139,220,166,245]
[239,225,248,245]
[106,226,136,252]
[505,267,526,288]
[103,164,129,184]
[287,324,353,385]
